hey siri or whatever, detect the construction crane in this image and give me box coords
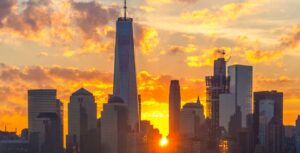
[216,49,231,63]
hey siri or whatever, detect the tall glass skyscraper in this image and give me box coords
[113,16,139,131]
[228,65,253,127]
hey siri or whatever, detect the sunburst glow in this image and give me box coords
[159,137,169,147]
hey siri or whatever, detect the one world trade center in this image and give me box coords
[113,0,139,132]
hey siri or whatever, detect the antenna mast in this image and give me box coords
[124,0,127,19]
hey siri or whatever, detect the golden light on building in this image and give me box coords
[219,139,229,153]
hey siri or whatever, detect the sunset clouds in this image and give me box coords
[0,0,300,135]
[180,0,267,24]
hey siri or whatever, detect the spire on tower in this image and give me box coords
[124,0,127,19]
[197,96,200,104]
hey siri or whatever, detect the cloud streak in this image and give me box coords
[245,25,300,63]
[181,0,267,24]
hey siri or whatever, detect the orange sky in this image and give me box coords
[0,0,300,137]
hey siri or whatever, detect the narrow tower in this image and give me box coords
[169,80,181,139]
[113,0,139,131]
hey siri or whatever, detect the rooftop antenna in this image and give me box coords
[124,0,127,19]
[197,96,200,104]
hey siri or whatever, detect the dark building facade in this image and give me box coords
[169,80,181,139]
[0,140,29,153]
[38,112,63,153]
[100,96,129,153]
[253,91,284,153]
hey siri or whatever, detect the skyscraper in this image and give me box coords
[258,98,274,146]
[113,1,139,131]
[228,65,253,127]
[253,91,283,153]
[169,80,181,139]
[28,89,63,153]
[100,96,129,153]
[66,88,97,153]
[206,57,230,138]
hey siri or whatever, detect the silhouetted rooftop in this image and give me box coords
[183,103,202,109]
[72,88,93,96]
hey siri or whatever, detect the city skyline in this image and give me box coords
[0,0,300,139]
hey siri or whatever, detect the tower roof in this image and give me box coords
[72,88,93,96]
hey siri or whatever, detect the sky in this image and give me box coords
[0,0,299,137]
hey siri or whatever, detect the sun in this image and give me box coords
[159,137,169,147]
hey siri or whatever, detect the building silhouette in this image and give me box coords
[0,140,29,153]
[100,96,129,153]
[27,89,63,153]
[179,97,204,153]
[180,97,204,139]
[139,120,162,153]
[169,80,181,140]
[253,91,283,153]
[38,112,63,153]
[0,130,28,153]
[206,57,230,140]
[66,88,97,153]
